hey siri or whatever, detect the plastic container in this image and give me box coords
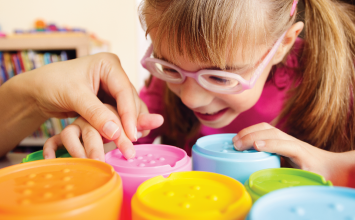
[22,149,71,163]
[132,171,252,220]
[247,186,355,220]
[192,134,280,183]
[0,158,123,220]
[245,168,333,202]
[105,144,192,220]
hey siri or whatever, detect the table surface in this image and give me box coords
[0,142,117,169]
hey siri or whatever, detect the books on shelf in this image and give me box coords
[0,50,75,144]
[0,50,68,84]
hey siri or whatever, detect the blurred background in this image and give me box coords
[0,0,150,150]
[0,0,150,89]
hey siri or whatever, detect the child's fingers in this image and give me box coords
[43,134,63,159]
[60,124,87,159]
[253,139,304,160]
[232,123,275,142]
[135,100,164,139]
[79,123,105,162]
[233,128,295,151]
[137,113,164,132]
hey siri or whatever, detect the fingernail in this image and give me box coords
[123,148,135,159]
[137,132,143,139]
[103,121,119,139]
[234,140,242,150]
[233,134,240,141]
[44,154,49,159]
[255,141,266,150]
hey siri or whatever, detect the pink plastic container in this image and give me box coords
[105,144,192,220]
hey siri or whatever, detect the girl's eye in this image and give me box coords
[208,76,230,84]
[201,74,239,87]
[163,67,180,77]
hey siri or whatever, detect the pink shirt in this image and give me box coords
[136,38,303,155]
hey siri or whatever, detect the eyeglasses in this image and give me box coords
[141,32,286,94]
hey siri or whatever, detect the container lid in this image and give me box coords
[245,168,333,199]
[194,134,275,159]
[132,171,252,220]
[0,158,121,215]
[105,144,190,175]
[248,186,355,220]
[22,149,72,163]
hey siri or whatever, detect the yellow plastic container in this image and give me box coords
[0,158,123,220]
[132,171,252,220]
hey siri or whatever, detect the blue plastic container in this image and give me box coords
[247,186,355,220]
[192,134,280,183]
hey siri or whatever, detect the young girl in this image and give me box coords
[44,0,355,187]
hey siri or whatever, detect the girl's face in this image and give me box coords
[161,44,274,129]
[150,31,277,128]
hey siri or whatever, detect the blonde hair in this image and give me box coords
[140,0,355,152]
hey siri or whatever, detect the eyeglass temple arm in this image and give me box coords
[250,31,287,87]
[141,44,154,68]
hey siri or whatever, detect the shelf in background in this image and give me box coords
[0,33,91,57]
[19,137,47,147]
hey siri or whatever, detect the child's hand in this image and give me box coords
[43,104,163,161]
[232,123,353,186]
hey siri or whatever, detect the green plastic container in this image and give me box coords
[22,148,72,163]
[245,168,333,203]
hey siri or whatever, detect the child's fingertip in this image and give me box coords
[255,140,266,151]
[123,148,136,159]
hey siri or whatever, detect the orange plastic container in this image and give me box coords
[0,158,123,220]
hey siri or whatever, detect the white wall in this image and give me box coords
[0,0,148,89]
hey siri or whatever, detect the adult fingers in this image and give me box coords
[75,118,105,162]
[43,134,63,159]
[72,87,122,141]
[60,124,87,159]
[100,54,139,142]
[233,128,294,151]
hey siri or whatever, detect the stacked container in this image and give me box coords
[244,168,333,202]
[132,171,252,220]
[192,134,280,183]
[0,158,123,220]
[22,149,71,163]
[105,144,192,220]
[247,186,355,220]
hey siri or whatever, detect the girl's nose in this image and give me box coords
[179,77,214,109]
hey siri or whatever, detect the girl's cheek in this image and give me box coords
[166,83,181,97]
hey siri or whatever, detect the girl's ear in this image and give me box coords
[272,22,304,64]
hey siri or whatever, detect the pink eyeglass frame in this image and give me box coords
[141,31,286,94]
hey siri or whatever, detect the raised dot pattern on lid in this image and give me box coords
[0,160,113,208]
[248,186,355,220]
[194,134,273,159]
[248,168,333,196]
[105,144,189,174]
[134,172,251,218]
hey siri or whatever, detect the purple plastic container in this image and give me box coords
[105,144,192,220]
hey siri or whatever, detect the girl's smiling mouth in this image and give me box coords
[194,108,229,121]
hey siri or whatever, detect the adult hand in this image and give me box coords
[3,53,163,159]
[43,104,163,161]
[232,123,354,187]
